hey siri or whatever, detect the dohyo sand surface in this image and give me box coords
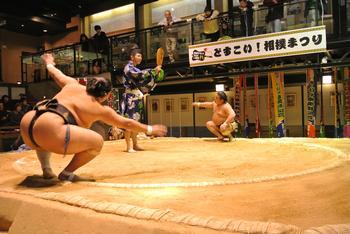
[0,138,350,233]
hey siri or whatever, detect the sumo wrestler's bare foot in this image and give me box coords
[217,136,225,142]
[126,148,136,153]
[42,168,57,179]
[58,171,95,182]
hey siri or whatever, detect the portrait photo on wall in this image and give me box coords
[165,99,174,113]
[249,95,257,108]
[286,93,297,107]
[180,98,189,112]
[151,99,160,113]
[198,97,207,110]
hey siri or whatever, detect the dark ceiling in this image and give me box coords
[0,0,156,36]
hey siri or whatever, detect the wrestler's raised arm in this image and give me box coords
[192,101,214,109]
[41,54,78,88]
[99,106,167,137]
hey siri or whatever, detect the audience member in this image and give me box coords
[92,25,109,55]
[0,102,9,126]
[264,0,284,32]
[80,33,91,52]
[239,0,254,36]
[20,97,32,114]
[8,103,23,126]
[1,95,12,111]
[158,10,181,63]
[196,6,220,42]
[304,0,327,27]
[92,59,102,75]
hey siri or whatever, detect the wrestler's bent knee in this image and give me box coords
[206,121,214,128]
[86,149,101,156]
[95,134,104,149]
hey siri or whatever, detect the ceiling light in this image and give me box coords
[0,19,6,27]
[321,57,328,64]
[43,29,48,32]
[21,24,24,27]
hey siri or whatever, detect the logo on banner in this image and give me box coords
[191,48,213,61]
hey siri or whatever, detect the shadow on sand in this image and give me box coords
[203,138,233,143]
[18,175,61,188]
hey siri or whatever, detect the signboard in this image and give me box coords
[189,26,327,67]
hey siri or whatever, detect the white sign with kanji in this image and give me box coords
[188,26,327,67]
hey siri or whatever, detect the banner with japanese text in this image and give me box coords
[270,72,286,137]
[342,67,350,137]
[306,69,317,138]
[233,76,242,122]
[189,26,326,67]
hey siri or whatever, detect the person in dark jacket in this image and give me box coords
[0,102,9,126]
[80,33,91,52]
[1,95,12,111]
[20,97,32,115]
[264,0,284,32]
[8,103,23,126]
[304,0,327,27]
[239,0,254,36]
[92,25,109,54]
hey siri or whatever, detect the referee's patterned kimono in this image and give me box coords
[121,61,158,121]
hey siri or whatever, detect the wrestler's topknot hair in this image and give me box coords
[217,91,227,103]
[86,77,112,98]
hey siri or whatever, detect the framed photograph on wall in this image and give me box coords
[198,97,207,110]
[249,95,256,108]
[180,98,189,112]
[164,99,174,113]
[286,93,296,107]
[151,99,159,113]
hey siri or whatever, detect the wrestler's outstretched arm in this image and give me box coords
[99,106,167,137]
[192,101,214,109]
[41,53,78,88]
